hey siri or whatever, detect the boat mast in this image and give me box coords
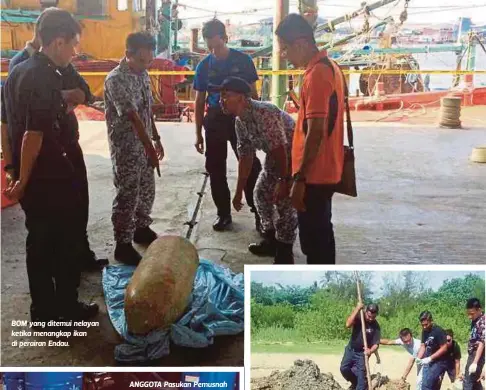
[252,0,401,58]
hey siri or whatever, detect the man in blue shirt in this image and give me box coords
[193,19,262,231]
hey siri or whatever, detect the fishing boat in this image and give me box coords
[0,0,188,121]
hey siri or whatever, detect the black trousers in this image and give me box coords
[65,141,92,256]
[20,178,83,319]
[298,184,336,264]
[340,346,367,390]
[203,108,262,217]
[464,352,485,390]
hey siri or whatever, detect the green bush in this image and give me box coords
[251,300,296,329]
[251,274,484,346]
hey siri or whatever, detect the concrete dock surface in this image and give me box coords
[1,120,486,366]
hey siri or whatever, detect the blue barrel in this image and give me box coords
[25,373,83,390]
[182,372,237,389]
[3,372,25,390]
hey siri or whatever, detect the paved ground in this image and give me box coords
[2,120,486,366]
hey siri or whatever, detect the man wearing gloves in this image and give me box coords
[215,77,298,264]
[415,311,449,390]
[464,298,485,390]
[340,303,381,390]
[380,328,423,389]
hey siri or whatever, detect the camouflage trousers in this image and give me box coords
[254,163,297,244]
[111,148,155,244]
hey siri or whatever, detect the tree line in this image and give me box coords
[251,272,485,344]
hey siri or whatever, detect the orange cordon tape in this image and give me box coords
[1,70,486,77]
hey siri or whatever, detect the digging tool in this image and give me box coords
[355,271,373,390]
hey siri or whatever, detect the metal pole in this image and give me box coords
[315,0,398,33]
[466,32,477,86]
[251,13,392,59]
[146,0,156,31]
[300,0,318,28]
[271,0,289,108]
[172,0,179,53]
[355,272,373,390]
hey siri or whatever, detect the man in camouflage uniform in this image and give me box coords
[215,77,297,264]
[104,32,164,265]
[464,298,485,390]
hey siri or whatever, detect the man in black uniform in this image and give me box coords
[4,8,107,271]
[439,329,461,386]
[2,9,98,321]
[340,303,381,390]
[415,311,449,390]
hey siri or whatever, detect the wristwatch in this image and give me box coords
[277,175,292,182]
[3,163,14,172]
[292,171,306,182]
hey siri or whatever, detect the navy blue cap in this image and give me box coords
[208,76,252,95]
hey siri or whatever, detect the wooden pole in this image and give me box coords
[355,272,373,390]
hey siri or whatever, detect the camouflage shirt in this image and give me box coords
[104,58,153,151]
[469,313,485,355]
[235,100,294,158]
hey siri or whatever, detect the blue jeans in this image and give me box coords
[298,185,335,264]
[340,346,367,390]
[464,353,485,390]
[422,360,447,390]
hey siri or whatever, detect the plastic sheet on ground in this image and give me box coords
[102,259,244,362]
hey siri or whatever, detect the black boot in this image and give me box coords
[80,240,109,272]
[30,305,59,328]
[133,226,158,246]
[248,230,277,257]
[274,241,294,264]
[115,242,142,266]
[212,215,232,231]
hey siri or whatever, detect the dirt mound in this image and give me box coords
[251,359,343,390]
[376,378,410,390]
[251,360,411,390]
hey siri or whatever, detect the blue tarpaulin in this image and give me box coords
[102,259,244,362]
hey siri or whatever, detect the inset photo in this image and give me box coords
[0,371,241,390]
[249,268,485,390]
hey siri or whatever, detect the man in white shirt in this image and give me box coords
[381,328,423,389]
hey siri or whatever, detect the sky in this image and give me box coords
[251,270,485,297]
[171,0,486,28]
